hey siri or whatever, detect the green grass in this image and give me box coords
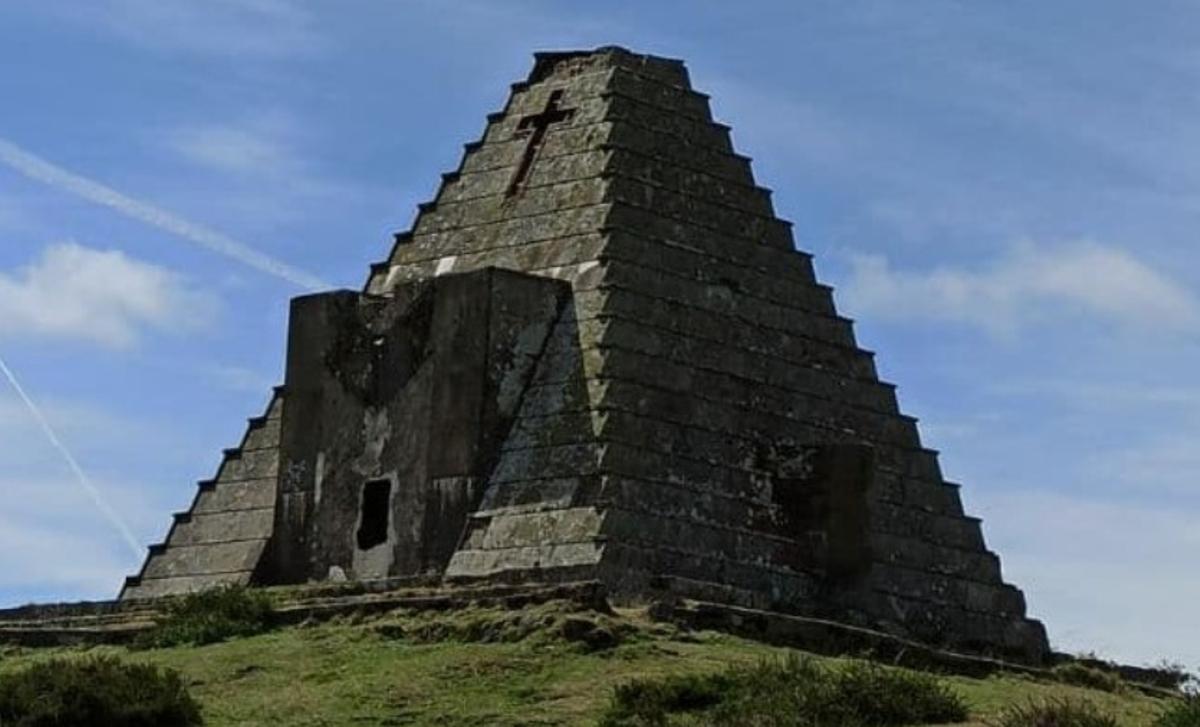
[0,601,1176,726]
[1155,697,1200,727]
[1051,663,1127,694]
[987,698,1120,727]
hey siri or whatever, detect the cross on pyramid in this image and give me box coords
[121,47,1048,662]
[508,90,575,195]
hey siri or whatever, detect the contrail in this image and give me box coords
[0,137,329,292]
[0,354,143,561]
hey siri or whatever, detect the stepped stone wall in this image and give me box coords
[121,47,1048,662]
[121,392,282,600]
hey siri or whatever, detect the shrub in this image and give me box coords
[138,585,274,648]
[599,654,968,726]
[1156,696,1200,727]
[0,655,201,726]
[825,661,970,725]
[988,698,1118,727]
[1143,660,1198,693]
[603,670,738,725]
[1051,662,1125,693]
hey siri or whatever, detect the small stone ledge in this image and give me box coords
[0,580,610,648]
[649,599,1175,698]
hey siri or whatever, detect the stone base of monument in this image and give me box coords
[0,581,1177,698]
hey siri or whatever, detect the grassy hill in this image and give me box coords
[0,595,1185,726]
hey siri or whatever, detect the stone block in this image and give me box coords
[871,502,983,549]
[415,177,610,235]
[475,476,595,515]
[142,539,268,579]
[121,572,254,601]
[602,233,829,315]
[602,474,778,530]
[608,181,793,250]
[606,148,774,215]
[240,417,281,452]
[606,68,716,122]
[605,119,755,186]
[215,448,279,484]
[445,541,606,577]
[192,478,277,514]
[472,507,604,550]
[167,509,275,547]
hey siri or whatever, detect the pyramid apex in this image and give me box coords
[528,46,689,87]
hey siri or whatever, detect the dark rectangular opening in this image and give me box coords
[766,444,873,582]
[356,478,392,550]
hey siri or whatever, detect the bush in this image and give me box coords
[0,655,201,726]
[603,670,739,725]
[988,698,1118,727]
[138,585,274,648]
[1156,697,1200,727]
[1051,662,1125,693]
[1143,660,1198,693]
[824,661,970,725]
[599,655,968,726]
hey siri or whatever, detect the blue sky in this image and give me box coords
[0,1,1196,669]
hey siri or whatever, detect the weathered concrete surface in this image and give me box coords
[268,268,570,584]
[121,46,1049,663]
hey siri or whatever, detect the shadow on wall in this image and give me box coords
[265,268,575,585]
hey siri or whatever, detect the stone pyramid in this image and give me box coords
[121,47,1048,661]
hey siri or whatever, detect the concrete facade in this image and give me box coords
[121,47,1048,662]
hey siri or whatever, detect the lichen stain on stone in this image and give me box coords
[313,451,326,506]
[357,408,391,475]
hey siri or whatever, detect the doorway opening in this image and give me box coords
[356,478,391,550]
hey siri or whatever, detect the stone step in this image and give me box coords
[120,390,285,601]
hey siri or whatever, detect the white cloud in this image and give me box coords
[1095,434,1200,499]
[196,363,278,394]
[0,137,329,290]
[0,393,146,453]
[0,388,196,560]
[43,0,322,59]
[0,242,216,348]
[839,241,1200,336]
[704,77,853,169]
[0,474,167,599]
[0,194,29,233]
[0,516,133,597]
[0,455,179,596]
[976,489,1200,668]
[990,378,1200,411]
[170,115,304,178]
[159,113,391,232]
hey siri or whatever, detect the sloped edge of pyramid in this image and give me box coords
[120,389,283,601]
